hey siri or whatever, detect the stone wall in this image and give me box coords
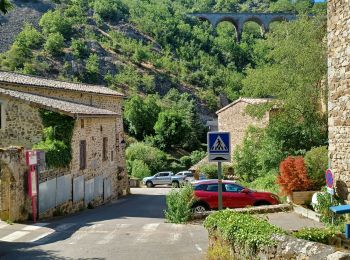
[328,0,350,200]
[217,101,269,152]
[0,96,43,149]
[208,232,350,260]
[0,147,31,221]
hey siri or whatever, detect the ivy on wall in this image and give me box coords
[33,109,75,168]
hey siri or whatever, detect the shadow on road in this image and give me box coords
[0,191,168,259]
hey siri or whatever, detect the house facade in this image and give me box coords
[216,97,273,153]
[0,71,128,220]
[328,1,350,201]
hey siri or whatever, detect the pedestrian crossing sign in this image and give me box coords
[207,132,231,162]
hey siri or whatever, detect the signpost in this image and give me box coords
[26,150,38,223]
[208,132,231,210]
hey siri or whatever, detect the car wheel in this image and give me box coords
[172,181,180,188]
[146,181,153,188]
[192,203,208,213]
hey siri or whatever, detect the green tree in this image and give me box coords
[304,146,328,190]
[92,0,128,22]
[0,0,12,14]
[71,39,88,58]
[44,33,64,56]
[85,53,99,83]
[15,23,43,49]
[39,10,72,38]
[131,159,151,179]
[124,95,160,140]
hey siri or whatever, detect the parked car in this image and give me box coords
[191,180,280,213]
[142,171,186,188]
[176,171,194,182]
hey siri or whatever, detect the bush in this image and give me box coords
[164,184,194,223]
[92,0,128,22]
[293,227,337,244]
[304,146,328,190]
[277,156,312,195]
[71,39,88,58]
[249,170,279,194]
[131,159,151,179]
[39,10,72,38]
[179,155,192,169]
[204,210,286,252]
[198,164,217,179]
[314,191,345,225]
[126,142,167,174]
[44,33,64,56]
[85,53,99,82]
[15,23,43,49]
[189,150,206,165]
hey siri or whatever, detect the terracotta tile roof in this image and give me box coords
[0,88,118,118]
[216,97,274,114]
[0,71,124,97]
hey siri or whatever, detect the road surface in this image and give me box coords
[0,187,208,260]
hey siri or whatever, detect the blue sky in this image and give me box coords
[314,0,326,2]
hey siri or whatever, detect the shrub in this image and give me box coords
[15,23,43,49]
[71,39,88,58]
[189,150,206,165]
[249,170,279,194]
[85,53,99,83]
[44,33,64,56]
[204,210,286,252]
[164,184,194,223]
[304,146,328,190]
[198,164,217,179]
[277,156,312,195]
[39,10,72,38]
[314,190,345,225]
[293,227,337,244]
[125,142,167,174]
[92,0,128,22]
[179,155,192,169]
[131,159,151,179]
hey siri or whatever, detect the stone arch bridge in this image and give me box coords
[189,13,297,41]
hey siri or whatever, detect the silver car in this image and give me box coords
[143,171,185,188]
[176,171,194,182]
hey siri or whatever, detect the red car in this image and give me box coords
[191,180,280,213]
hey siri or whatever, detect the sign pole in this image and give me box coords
[218,161,223,210]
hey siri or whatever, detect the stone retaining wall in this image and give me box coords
[209,232,350,260]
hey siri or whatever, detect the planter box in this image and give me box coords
[288,191,318,205]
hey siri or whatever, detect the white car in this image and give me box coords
[176,171,194,182]
[142,172,186,188]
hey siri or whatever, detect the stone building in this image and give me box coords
[216,97,273,152]
[190,97,273,171]
[0,71,128,220]
[328,1,350,200]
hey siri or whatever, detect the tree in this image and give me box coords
[92,0,128,22]
[15,23,43,49]
[0,0,12,14]
[39,10,72,38]
[85,53,99,83]
[124,95,160,140]
[44,33,64,56]
[154,109,191,149]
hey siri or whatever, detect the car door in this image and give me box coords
[203,183,225,209]
[223,183,254,208]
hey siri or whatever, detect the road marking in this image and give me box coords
[68,224,102,245]
[0,222,8,229]
[29,230,55,242]
[195,244,202,252]
[55,223,76,232]
[0,231,29,242]
[167,224,183,244]
[136,223,160,243]
[22,223,49,231]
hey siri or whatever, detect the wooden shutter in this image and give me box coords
[103,137,108,161]
[80,140,86,170]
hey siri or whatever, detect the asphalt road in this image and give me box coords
[0,187,208,260]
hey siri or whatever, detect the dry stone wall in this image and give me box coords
[0,96,43,149]
[328,0,350,200]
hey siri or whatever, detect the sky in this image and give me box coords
[314,0,326,2]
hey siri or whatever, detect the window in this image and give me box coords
[194,184,206,191]
[80,140,86,170]
[103,137,108,161]
[111,150,114,161]
[185,172,194,177]
[81,119,84,128]
[224,184,244,192]
[206,184,218,192]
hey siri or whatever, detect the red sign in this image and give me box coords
[26,151,37,166]
[326,169,334,188]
